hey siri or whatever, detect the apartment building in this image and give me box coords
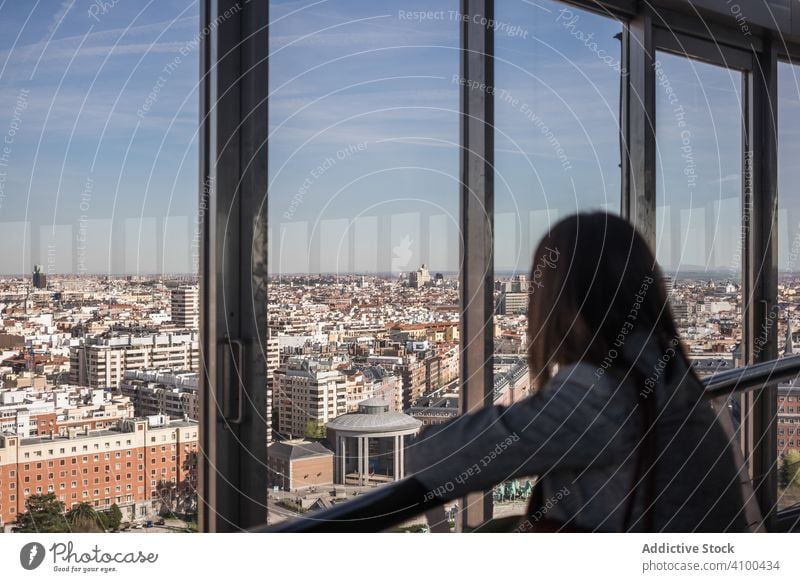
[69,332,199,388]
[273,358,347,438]
[0,416,198,526]
[119,370,199,420]
[342,366,402,412]
[170,285,199,329]
[266,333,280,444]
[779,383,800,454]
[0,387,133,438]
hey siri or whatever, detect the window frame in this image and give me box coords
[199,0,797,531]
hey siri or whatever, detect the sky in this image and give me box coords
[0,0,798,276]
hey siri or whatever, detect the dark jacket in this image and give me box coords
[406,339,758,532]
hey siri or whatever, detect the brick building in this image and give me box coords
[0,416,198,527]
[266,439,333,491]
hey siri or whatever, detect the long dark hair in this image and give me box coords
[526,212,691,391]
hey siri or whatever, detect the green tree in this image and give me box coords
[304,420,325,439]
[104,504,123,531]
[781,451,800,488]
[67,502,104,532]
[14,493,69,533]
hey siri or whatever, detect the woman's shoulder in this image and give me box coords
[536,360,638,418]
[543,360,608,394]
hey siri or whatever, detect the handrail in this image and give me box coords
[702,354,800,399]
[250,476,437,533]
[255,355,800,533]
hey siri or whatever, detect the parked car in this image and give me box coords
[155,517,165,526]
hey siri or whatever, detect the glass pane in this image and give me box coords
[492,0,622,521]
[655,52,743,379]
[0,4,199,529]
[777,60,800,513]
[267,0,458,530]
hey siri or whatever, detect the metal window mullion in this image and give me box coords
[621,13,656,247]
[742,38,778,530]
[459,0,494,531]
[198,0,268,533]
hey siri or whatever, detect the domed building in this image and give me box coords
[326,398,422,486]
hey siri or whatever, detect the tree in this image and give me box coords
[178,452,198,515]
[67,502,104,532]
[104,504,123,531]
[14,493,69,533]
[304,420,325,439]
[781,451,800,488]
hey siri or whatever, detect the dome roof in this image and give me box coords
[326,407,422,434]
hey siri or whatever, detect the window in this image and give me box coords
[655,51,744,364]
[778,59,800,512]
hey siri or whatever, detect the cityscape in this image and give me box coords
[1,264,799,532]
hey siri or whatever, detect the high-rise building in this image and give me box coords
[408,264,431,288]
[497,291,528,315]
[273,358,347,438]
[69,332,200,389]
[170,285,199,329]
[32,265,47,289]
[510,274,527,293]
[265,333,280,443]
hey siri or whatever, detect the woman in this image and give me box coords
[407,212,759,532]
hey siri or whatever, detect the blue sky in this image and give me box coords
[0,0,797,275]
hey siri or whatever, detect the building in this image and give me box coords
[778,382,800,454]
[0,416,198,526]
[119,370,198,420]
[408,264,431,289]
[342,366,402,413]
[273,358,347,438]
[497,291,528,315]
[407,392,460,426]
[170,286,199,329]
[395,357,426,410]
[326,399,421,486]
[69,332,200,389]
[265,333,280,444]
[492,357,530,405]
[266,439,333,491]
[32,265,47,290]
[510,274,528,293]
